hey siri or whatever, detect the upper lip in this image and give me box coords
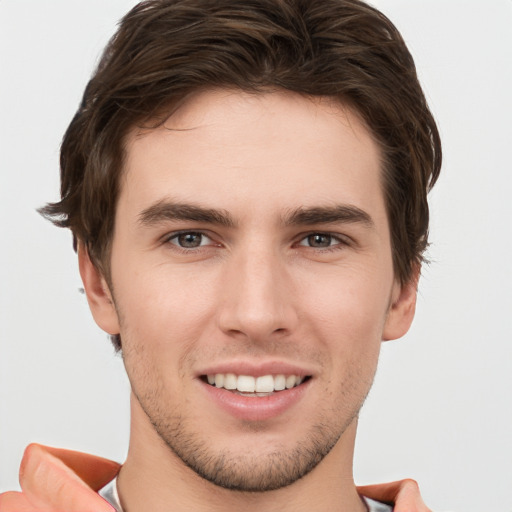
[196,360,315,378]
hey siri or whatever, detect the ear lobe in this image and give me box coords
[78,243,120,335]
[382,269,420,342]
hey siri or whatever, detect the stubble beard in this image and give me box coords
[133,385,365,493]
[159,415,340,492]
[117,301,376,493]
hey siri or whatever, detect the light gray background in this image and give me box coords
[1,1,511,511]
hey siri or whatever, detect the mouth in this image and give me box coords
[201,373,311,397]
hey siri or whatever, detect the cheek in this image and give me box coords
[117,261,215,321]
[112,264,219,376]
[301,265,392,346]
[298,264,392,393]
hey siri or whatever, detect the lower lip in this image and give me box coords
[199,379,311,422]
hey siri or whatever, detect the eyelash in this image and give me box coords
[164,231,216,250]
[296,232,351,251]
[163,230,351,254]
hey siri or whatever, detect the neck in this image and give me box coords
[117,393,367,512]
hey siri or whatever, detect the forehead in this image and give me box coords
[121,89,385,223]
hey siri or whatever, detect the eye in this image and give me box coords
[297,233,346,249]
[167,231,213,248]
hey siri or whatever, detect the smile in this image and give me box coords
[199,370,312,421]
[203,374,309,396]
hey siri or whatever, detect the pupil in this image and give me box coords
[309,234,330,247]
[179,233,201,247]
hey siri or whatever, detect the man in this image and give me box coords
[0,0,441,510]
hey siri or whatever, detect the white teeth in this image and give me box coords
[274,374,286,391]
[237,375,255,392]
[255,375,274,393]
[224,373,237,390]
[285,375,296,389]
[205,373,306,393]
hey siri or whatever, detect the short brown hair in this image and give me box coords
[42,0,441,287]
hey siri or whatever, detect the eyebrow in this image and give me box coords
[283,205,374,228]
[138,200,236,228]
[138,200,374,230]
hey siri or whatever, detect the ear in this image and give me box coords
[382,267,420,341]
[78,243,120,335]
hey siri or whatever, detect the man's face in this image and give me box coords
[83,90,415,491]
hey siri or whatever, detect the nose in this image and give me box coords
[217,246,298,342]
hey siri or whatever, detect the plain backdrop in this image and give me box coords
[1,1,511,511]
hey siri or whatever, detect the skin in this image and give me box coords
[79,89,418,512]
[0,444,431,512]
